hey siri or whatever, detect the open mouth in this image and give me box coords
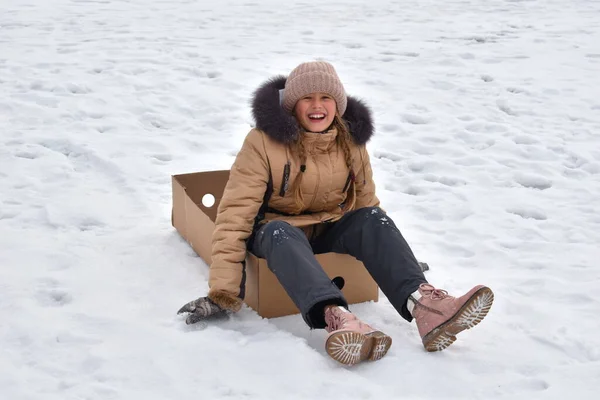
[308,113,326,121]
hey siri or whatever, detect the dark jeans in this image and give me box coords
[250,206,427,328]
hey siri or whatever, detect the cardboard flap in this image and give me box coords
[172,170,230,222]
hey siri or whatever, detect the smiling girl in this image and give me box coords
[178,61,494,366]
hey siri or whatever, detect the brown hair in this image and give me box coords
[288,114,356,214]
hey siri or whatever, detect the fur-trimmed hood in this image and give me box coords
[251,76,374,145]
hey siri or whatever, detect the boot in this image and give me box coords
[411,283,494,352]
[324,306,392,366]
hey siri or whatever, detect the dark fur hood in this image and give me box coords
[251,76,374,145]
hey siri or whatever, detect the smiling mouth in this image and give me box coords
[308,113,326,121]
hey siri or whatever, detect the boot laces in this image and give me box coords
[421,284,449,300]
[325,309,342,332]
[412,284,451,316]
[325,306,354,332]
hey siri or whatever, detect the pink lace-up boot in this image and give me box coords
[324,306,392,366]
[411,283,494,352]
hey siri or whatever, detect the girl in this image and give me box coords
[177,61,494,366]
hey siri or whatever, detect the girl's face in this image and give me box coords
[293,92,337,132]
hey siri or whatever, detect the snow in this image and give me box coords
[1,0,599,398]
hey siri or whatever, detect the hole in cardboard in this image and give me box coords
[331,276,345,290]
[202,193,215,208]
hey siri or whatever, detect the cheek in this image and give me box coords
[294,102,308,116]
[326,103,337,116]
[328,106,337,120]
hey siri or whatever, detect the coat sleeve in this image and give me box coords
[354,146,380,210]
[208,129,270,311]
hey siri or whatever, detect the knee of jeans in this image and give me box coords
[258,220,299,246]
[260,221,292,237]
[356,206,384,217]
[359,206,399,229]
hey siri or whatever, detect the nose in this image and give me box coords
[310,98,323,109]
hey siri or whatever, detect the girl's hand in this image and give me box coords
[177,296,228,325]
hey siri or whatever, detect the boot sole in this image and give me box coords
[326,330,392,366]
[422,286,494,352]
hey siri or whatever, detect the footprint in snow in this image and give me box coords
[430,80,456,90]
[35,278,73,307]
[149,120,167,129]
[90,66,114,74]
[463,35,494,44]
[406,159,439,173]
[65,83,91,94]
[151,153,173,163]
[14,151,40,160]
[412,144,437,156]
[36,286,73,307]
[497,99,518,116]
[95,125,114,133]
[507,206,547,220]
[344,42,363,49]
[373,150,403,162]
[455,131,496,149]
[82,110,105,119]
[18,92,61,108]
[562,152,589,170]
[401,185,427,196]
[0,206,18,220]
[420,135,448,144]
[507,86,528,94]
[78,217,106,232]
[423,174,467,187]
[453,155,489,166]
[513,135,540,145]
[206,71,221,79]
[380,51,419,57]
[514,173,553,190]
[465,122,508,134]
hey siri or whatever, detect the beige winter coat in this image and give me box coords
[207,76,379,311]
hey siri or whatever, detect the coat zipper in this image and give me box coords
[279,161,291,197]
[306,154,320,209]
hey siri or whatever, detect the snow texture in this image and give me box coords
[1,0,599,399]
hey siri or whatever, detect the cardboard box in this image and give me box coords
[172,170,379,318]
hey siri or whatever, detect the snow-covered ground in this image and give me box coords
[2,0,599,398]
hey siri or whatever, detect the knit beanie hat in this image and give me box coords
[282,61,347,116]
